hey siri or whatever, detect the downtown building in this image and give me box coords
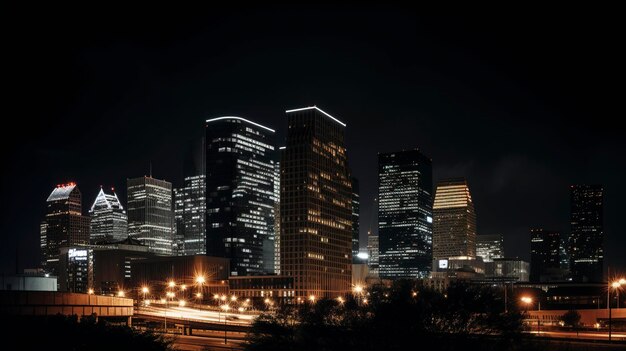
[205,116,278,276]
[127,176,175,256]
[432,178,477,260]
[174,175,206,255]
[89,187,127,244]
[367,231,380,277]
[569,184,604,282]
[351,177,360,261]
[530,228,561,282]
[377,149,433,279]
[281,106,353,299]
[41,183,90,276]
[476,234,504,262]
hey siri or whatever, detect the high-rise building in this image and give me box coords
[476,234,504,263]
[281,106,352,298]
[174,175,206,255]
[89,187,127,244]
[351,177,360,261]
[205,116,277,276]
[559,236,570,272]
[377,150,433,279]
[273,155,282,275]
[367,231,379,276]
[127,176,174,256]
[432,178,476,259]
[41,183,90,276]
[530,228,560,282]
[59,247,93,293]
[569,185,604,282]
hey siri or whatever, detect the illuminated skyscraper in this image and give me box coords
[432,178,476,259]
[281,106,352,298]
[378,150,433,279]
[89,187,127,243]
[41,183,90,276]
[351,177,360,261]
[569,184,604,282]
[367,231,379,276]
[174,175,206,255]
[273,155,282,275]
[476,234,504,262]
[205,116,277,276]
[127,176,174,256]
[530,228,560,282]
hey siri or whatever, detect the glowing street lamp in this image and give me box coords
[337,296,344,305]
[309,295,316,303]
[231,295,237,302]
[117,290,125,297]
[609,279,624,341]
[238,307,245,313]
[87,288,94,295]
[196,292,203,299]
[178,300,186,307]
[168,281,176,288]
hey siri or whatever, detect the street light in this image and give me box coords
[141,286,149,303]
[168,281,176,288]
[221,304,230,344]
[87,288,94,295]
[609,279,623,341]
[196,276,205,302]
[337,296,344,305]
[117,290,125,297]
[309,295,316,303]
[520,296,540,334]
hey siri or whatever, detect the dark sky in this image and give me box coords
[3,7,625,274]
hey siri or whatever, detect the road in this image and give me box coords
[137,305,256,325]
[528,330,626,341]
[172,334,245,351]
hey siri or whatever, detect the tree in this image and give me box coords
[560,309,581,328]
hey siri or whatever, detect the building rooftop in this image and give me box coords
[46,183,77,202]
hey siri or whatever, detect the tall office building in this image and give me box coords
[432,178,476,259]
[569,185,604,282]
[205,116,277,276]
[273,156,282,275]
[174,175,206,255]
[41,183,90,276]
[281,106,352,298]
[530,228,560,282]
[367,231,379,276]
[351,177,360,261]
[127,176,174,256]
[377,150,433,279]
[559,236,570,272]
[89,187,127,244]
[476,234,504,262]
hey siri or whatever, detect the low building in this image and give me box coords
[486,258,529,283]
[229,275,294,300]
[0,274,57,292]
[130,255,230,298]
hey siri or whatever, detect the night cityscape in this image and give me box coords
[2,7,625,351]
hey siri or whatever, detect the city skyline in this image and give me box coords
[2,9,625,276]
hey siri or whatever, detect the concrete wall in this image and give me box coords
[0,275,57,291]
[527,308,626,326]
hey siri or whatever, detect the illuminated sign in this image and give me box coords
[438,259,449,269]
[427,216,433,223]
[68,249,88,260]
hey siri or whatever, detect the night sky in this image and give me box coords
[3,7,624,274]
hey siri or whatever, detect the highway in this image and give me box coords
[136,304,257,325]
[528,330,626,341]
[172,334,245,351]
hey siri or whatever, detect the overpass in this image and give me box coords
[0,291,133,324]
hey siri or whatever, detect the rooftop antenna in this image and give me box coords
[149,161,153,178]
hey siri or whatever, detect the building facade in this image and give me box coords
[569,185,604,282]
[89,187,127,244]
[281,106,352,298]
[174,175,207,255]
[41,183,90,276]
[59,247,93,293]
[530,228,561,282]
[367,231,379,276]
[432,178,476,259]
[127,176,174,256]
[205,116,277,276]
[476,234,504,262]
[377,149,433,279]
[351,177,360,261]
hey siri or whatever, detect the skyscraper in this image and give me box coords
[432,178,476,259]
[377,150,433,279]
[569,185,604,282]
[127,176,174,256]
[89,187,127,244]
[530,228,560,282]
[281,106,352,298]
[351,177,360,261]
[41,183,90,276]
[476,234,504,262]
[273,155,282,275]
[205,116,277,276]
[367,231,379,276]
[174,175,206,255]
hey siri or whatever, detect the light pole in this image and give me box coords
[221,304,230,344]
[142,286,149,305]
[609,280,622,341]
[520,296,539,334]
[353,285,364,306]
[195,276,205,303]
[165,291,175,332]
